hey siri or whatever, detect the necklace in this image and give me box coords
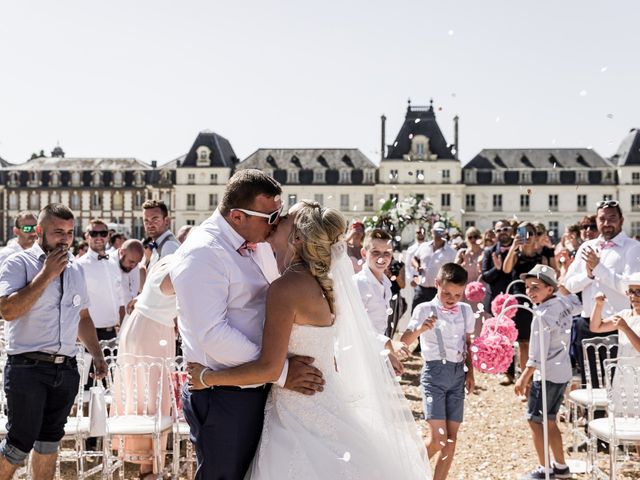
[282,261,307,276]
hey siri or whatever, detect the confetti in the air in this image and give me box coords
[579,90,588,96]
[339,452,351,462]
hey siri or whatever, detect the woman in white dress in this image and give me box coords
[590,272,640,415]
[188,201,431,479]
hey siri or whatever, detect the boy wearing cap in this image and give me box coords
[515,264,581,479]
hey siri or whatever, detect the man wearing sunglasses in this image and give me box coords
[0,211,38,267]
[171,169,325,479]
[565,200,640,388]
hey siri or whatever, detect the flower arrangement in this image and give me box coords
[464,281,486,303]
[362,195,460,237]
[471,332,515,374]
[481,316,518,343]
[491,293,518,318]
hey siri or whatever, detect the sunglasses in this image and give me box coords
[467,235,480,240]
[581,224,598,231]
[19,225,37,233]
[627,288,640,298]
[596,200,619,209]
[495,227,511,233]
[88,230,109,238]
[231,206,283,225]
[536,231,545,237]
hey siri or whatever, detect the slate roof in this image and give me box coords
[0,156,12,168]
[385,102,455,161]
[8,156,152,171]
[180,130,238,168]
[241,148,376,170]
[463,148,612,170]
[610,128,640,166]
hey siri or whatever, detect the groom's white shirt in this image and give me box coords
[172,209,288,386]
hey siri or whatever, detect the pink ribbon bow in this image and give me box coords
[439,305,459,315]
[599,241,615,250]
[237,241,257,257]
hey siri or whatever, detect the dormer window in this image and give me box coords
[364,169,375,184]
[520,171,532,183]
[29,192,40,210]
[339,169,351,184]
[28,171,40,187]
[50,191,60,204]
[313,169,325,183]
[548,170,559,184]
[112,171,123,187]
[464,170,476,184]
[576,170,588,183]
[71,171,81,187]
[9,171,19,187]
[196,146,211,166]
[492,170,504,184]
[603,170,614,183]
[9,192,18,210]
[411,135,429,159]
[134,171,144,187]
[50,171,60,187]
[71,192,81,210]
[91,171,102,187]
[287,169,299,184]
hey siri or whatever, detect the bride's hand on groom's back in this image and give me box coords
[285,356,324,395]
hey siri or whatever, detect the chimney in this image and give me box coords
[453,115,459,160]
[380,114,386,162]
[151,160,157,168]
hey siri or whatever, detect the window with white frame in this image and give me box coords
[389,193,399,203]
[287,169,299,184]
[314,194,324,205]
[441,193,451,209]
[631,221,640,237]
[92,171,102,187]
[196,146,211,166]
[364,194,374,211]
[632,194,640,211]
[50,192,60,204]
[416,170,425,182]
[339,169,350,184]
[548,171,559,184]
[492,170,504,184]
[133,218,144,239]
[187,173,195,185]
[112,171,123,187]
[340,194,349,210]
[71,192,81,210]
[632,172,640,184]
[464,220,476,229]
[465,194,475,210]
[71,171,81,187]
[603,170,614,183]
[134,171,144,186]
[186,219,196,226]
[134,191,144,209]
[520,171,532,183]
[389,169,399,182]
[520,194,530,211]
[464,169,476,184]
[602,194,613,202]
[288,194,297,207]
[112,192,123,210]
[577,194,587,211]
[50,171,60,187]
[187,194,196,210]
[209,193,218,208]
[577,170,588,183]
[548,194,559,211]
[9,192,18,210]
[314,170,325,183]
[441,170,450,183]
[210,173,218,184]
[91,192,101,210]
[548,221,559,239]
[364,169,375,183]
[493,194,503,211]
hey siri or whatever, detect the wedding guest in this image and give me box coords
[0,204,106,479]
[106,233,125,255]
[74,240,88,258]
[533,222,557,272]
[480,219,516,385]
[503,222,548,386]
[455,227,483,283]
[401,263,474,480]
[112,254,177,479]
[515,265,581,480]
[77,219,125,345]
[411,221,456,312]
[555,224,582,283]
[111,239,144,314]
[176,225,193,243]
[405,226,426,288]
[578,215,598,242]
[0,212,38,267]
[386,252,406,338]
[142,200,180,270]
[482,229,496,249]
[346,220,365,272]
[353,229,404,374]
[564,200,640,387]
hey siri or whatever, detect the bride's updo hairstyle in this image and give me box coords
[289,201,347,313]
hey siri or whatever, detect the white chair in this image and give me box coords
[169,356,194,479]
[588,357,640,479]
[57,349,102,479]
[101,354,174,480]
[569,334,617,467]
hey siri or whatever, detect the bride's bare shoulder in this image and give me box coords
[268,270,321,305]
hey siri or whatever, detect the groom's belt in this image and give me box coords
[215,385,269,392]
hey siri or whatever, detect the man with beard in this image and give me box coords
[565,201,640,387]
[0,212,38,267]
[142,200,179,270]
[480,219,517,384]
[111,239,144,313]
[0,204,106,480]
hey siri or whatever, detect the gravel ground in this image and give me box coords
[56,354,639,479]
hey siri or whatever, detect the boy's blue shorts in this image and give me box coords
[420,360,466,423]
[526,380,568,423]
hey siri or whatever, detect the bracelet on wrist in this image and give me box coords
[199,367,213,388]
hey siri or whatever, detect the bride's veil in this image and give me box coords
[330,241,432,478]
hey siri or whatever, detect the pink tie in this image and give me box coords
[439,305,459,315]
[599,241,615,250]
[237,241,257,257]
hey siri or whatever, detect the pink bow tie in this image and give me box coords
[599,241,615,250]
[237,241,257,257]
[439,305,459,315]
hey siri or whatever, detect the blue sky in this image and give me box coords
[0,0,638,165]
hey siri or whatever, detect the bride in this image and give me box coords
[188,201,432,479]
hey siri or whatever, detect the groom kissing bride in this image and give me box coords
[173,169,432,480]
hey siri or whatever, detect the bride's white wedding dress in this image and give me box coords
[246,244,431,480]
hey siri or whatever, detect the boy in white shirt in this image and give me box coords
[401,263,474,480]
[354,228,404,375]
[515,264,581,480]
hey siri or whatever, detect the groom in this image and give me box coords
[172,169,325,480]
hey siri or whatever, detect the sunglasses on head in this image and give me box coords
[231,205,283,225]
[19,225,36,233]
[88,230,109,238]
[596,200,619,209]
[581,224,597,231]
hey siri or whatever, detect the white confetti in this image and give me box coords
[426,396,433,403]
[448,29,454,36]
[600,66,608,73]
[414,118,421,124]
[340,452,351,462]
[386,308,393,315]
[159,339,168,347]
[342,345,353,351]
[438,427,445,435]
[579,89,587,96]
